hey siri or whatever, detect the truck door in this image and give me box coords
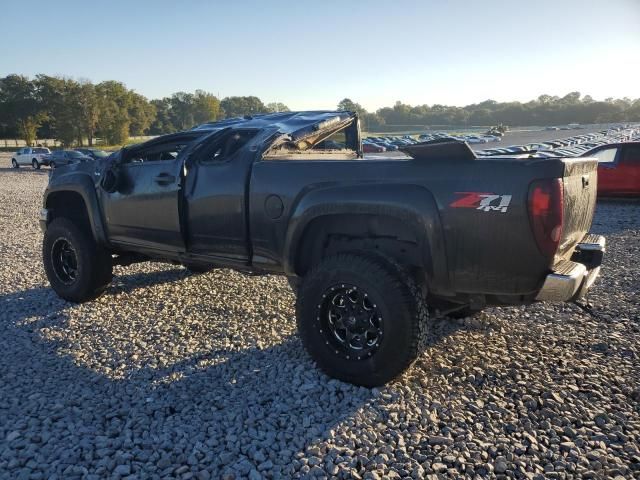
[101,139,188,252]
[183,129,258,262]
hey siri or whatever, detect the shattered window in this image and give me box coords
[204,130,257,163]
[313,130,347,150]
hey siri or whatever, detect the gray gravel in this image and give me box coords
[0,153,638,479]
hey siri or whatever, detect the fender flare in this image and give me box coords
[43,172,109,247]
[283,184,451,293]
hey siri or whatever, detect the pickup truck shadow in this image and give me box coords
[1,269,465,477]
[107,265,192,294]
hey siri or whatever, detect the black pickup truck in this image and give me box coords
[40,111,605,386]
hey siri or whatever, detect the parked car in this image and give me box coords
[362,142,385,153]
[527,143,551,151]
[503,145,530,154]
[582,142,640,197]
[40,111,604,386]
[370,139,399,151]
[74,148,110,161]
[45,150,93,169]
[11,147,51,169]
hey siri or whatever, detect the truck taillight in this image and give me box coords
[528,178,564,258]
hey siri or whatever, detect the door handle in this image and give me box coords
[154,173,175,185]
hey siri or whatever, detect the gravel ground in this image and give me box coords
[0,153,638,480]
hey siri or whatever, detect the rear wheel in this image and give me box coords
[32,159,40,170]
[11,159,19,168]
[296,254,428,386]
[43,217,113,302]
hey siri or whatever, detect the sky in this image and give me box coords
[1,0,639,111]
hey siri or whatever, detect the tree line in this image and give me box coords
[1,73,639,147]
[0,74,290,146]
[339,93,640,132]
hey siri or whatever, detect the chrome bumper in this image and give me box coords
[535,234,605,302]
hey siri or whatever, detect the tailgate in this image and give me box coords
[558,158,598,258]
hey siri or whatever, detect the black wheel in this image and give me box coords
[49,161,56,169]
[11,159,19,168]
[183,263,213,274]
[43,217,113,302]
[32,159,40,170]
[296,254,428,386]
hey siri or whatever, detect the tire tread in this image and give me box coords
[296,253,429,386]
[43,217,112,302]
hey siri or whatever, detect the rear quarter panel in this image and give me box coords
[435,158,562,296]
[250,156,565,297]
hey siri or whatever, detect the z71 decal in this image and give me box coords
[450,192,512,213]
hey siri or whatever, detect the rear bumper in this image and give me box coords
[535,234,605,302]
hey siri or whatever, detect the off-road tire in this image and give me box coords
[43,217,113,302]
[296,253,428,386]
[32,159,40,170]
[11,159,19,168]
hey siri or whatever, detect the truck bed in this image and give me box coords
[250,144,598,300]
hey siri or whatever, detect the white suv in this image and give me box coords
[11,147,51,169]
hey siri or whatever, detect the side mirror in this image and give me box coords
[101,168,120,193]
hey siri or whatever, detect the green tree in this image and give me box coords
[36,75,85,147]
[0,74,47,145]
[149,98,176,135]
[128,92,156,136]
[77,81,100,146]
[266,102,290,113]
[96,81,131,145]
[337,99,372,129]
[220,96,267,117]
[337,98,367,116]
[192,90,222,124]
[168,92,196,130]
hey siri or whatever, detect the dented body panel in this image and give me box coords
[41,111,604,306]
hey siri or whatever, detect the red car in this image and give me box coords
[362,142,385,153]
[583,142,640,197]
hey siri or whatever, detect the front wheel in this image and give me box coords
[32,159,40,170]
[296,254,428,386]
[11,159,19,168]
[49,161,56,169]
[43,217,113,302]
